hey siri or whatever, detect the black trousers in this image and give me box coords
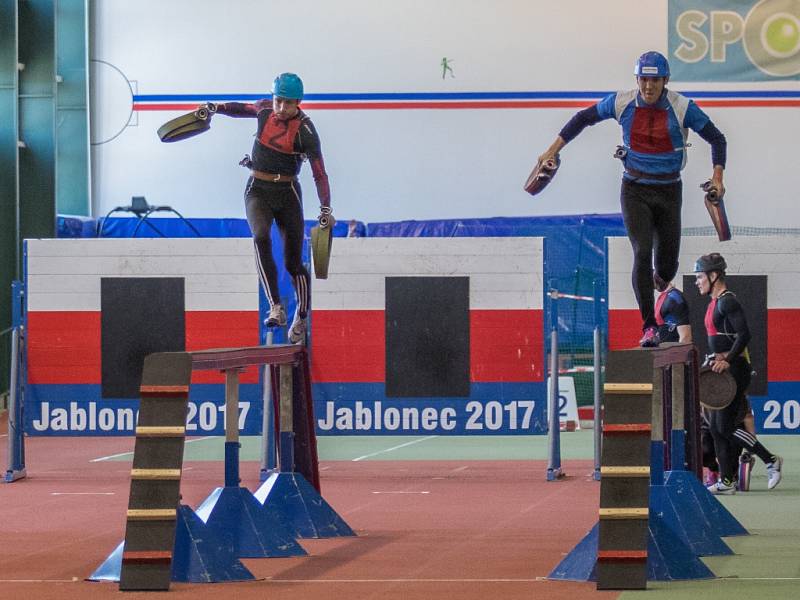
[244,177,310,316]
[706,357,752,481]
[620,178,682,330]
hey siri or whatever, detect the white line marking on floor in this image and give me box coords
[264,578,546,583]
[352,436,438,461]
[371,491,430,494]
[50,492,115,496]
[0,579,79,583]
[90,436,215,462]
[451,465,469,472]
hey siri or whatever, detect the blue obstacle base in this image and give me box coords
[549,343,747,583]
[5,281,26,483]
[90,343,354,585]
[546,282,604,482]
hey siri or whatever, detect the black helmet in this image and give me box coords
[694,253,727,274]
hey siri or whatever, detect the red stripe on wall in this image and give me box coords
[134,100,595,112]
[309,309,543,384]
[27,312,102,384]
[768,310,800,381]
[470,310,543,382]
[186,311,260,383]
[608,309,642,350]
[310,310,386,383]
[27,311,260,385]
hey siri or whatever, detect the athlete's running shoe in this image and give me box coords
[288,312,307,345]
[766,456,783,490]
[707,479,736,495]
[265,304,287,328]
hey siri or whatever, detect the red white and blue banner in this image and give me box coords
[24,237,545,436]
[310,237,546,435]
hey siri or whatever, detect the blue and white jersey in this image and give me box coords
[596,89,711,184]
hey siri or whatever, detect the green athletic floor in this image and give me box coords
[101,431,800,598]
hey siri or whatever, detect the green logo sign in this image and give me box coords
[670,0,800,80]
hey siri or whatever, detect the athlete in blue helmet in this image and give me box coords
[212,73,332,344]
[537,51,727,347]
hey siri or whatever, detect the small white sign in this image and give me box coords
[546,376,581,430]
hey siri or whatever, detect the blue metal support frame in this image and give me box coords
[546,284,563,481]
[5,280,26,482]
[592,279,603,481]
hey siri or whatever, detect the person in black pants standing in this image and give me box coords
[214,72,332,344]
[694,253,783,494]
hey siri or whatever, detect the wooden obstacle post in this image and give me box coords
[110,343,338,591]
[596,349,656,590]
[119,352,192,591]
[551,343,732,586]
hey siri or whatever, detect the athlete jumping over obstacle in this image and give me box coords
[694,253,783,494]
[211,72,332,343]
[537,51,727,347]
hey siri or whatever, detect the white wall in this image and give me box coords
[89,0,800,226]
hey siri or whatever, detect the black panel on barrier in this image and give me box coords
[682,275,767,395]
[385,276,470,398]
[101,277,186,398]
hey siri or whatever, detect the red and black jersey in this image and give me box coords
[704,290,751,361]
[217,101,331,206]
[655,287,690,343]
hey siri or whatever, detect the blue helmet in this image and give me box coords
[272,73,304,100]
[634,51,670,77]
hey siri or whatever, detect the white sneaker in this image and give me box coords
[288,312,307,344]
[707,479,736,495]
[265,304,287,327]
[766,456,783,490]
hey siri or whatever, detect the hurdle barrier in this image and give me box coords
[91,343,354,591]
[545,281,604,481]
[5,281,26,483]
[549,343,747,588]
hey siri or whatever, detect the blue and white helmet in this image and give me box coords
[634,51,670,77]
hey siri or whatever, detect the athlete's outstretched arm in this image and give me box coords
[214,99,271,117]
[538,104,604,164]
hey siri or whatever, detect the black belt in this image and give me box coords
[624,167,680,181]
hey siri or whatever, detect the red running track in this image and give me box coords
[0,431,616,600]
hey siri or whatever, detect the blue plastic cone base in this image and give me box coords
[195,486,306,558]
[547,523,599,581]
[549,503,717,582]
[647,515,715,581]
[172,504,256,582]
[87,541,124,582]
[87,506,256,584]
[664,470,748,537]
[650,482,733,556]
[254,472,356,539]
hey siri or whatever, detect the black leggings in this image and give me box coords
[706,357,752,481]
[244,177,310,316]
[620,178,682,329]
